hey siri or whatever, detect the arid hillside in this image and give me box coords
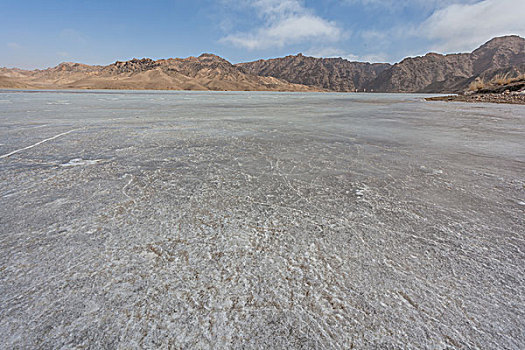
[0,54,320,92]
[239,36,525,93]
[1,36,523,93]
[368,36,525,92]
[237,54,390,92]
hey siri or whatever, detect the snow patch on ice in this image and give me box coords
[46,101,71,105]
[60,158,102,167]
[420,165,443,176]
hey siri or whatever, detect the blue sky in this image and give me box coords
[1,0,524,69]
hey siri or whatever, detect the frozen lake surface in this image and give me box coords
[0,90,524,349]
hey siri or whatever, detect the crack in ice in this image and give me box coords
[0,129,77,159]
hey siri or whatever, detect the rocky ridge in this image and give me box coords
[236,54,390,92]
[239,36,525,93]
[0,54,320,92]
[1,36,524,93]
[368,36,525,92]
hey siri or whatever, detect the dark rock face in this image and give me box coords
[471,36,525,74]
[368,36,525,92]
[237,54,391,92]
[238,36,525,93]
[105,58,159,73]
[367,53,473,92]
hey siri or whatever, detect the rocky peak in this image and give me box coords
[474,35,525,51]
[237,54,391,92]
[57,62,76,69]
[2,35,523,93]
[471,35,525,73]
[237,35,524,93]
[367,35,525,92]
[196,53,230,64]
[107,58,159,73]
[41,62,99,73]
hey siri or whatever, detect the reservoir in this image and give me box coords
[1,91,524,348]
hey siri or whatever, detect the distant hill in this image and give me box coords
[239,36,525,93]
[368,36,525,92]
[236,54,390,92]
[1,36,524,93]
[0,54,320,92]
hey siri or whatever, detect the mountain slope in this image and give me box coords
[0,54,321,92]
[237,54,390,92]
[470,36,525,74]
[368,35,525,92]
[1,36,523,93]
[237,36,525,93]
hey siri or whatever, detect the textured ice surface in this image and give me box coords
[0,91,524,349]
[60,158,103,167]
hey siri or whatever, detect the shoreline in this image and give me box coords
[426,93,525,105]
[3,88,525,105]
[0,88,440,95]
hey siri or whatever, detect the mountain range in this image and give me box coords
[1,35,524,93]
[0,54,319,92]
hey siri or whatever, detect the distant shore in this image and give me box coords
[426,93,525,105]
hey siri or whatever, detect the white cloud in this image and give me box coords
[344,0,479,11]
[345,0,524,62]
[221,0,342,50]
[305,47,359,61]
[304,47,390,63]
[251,0,303,20]
[419,0,525,52]
[7,42,21,49]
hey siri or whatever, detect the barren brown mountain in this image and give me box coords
[1,36,523,93]
[0,54,320,92]
[238,36,525,93]
[368,36,525,92]
[236,54,390,92]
